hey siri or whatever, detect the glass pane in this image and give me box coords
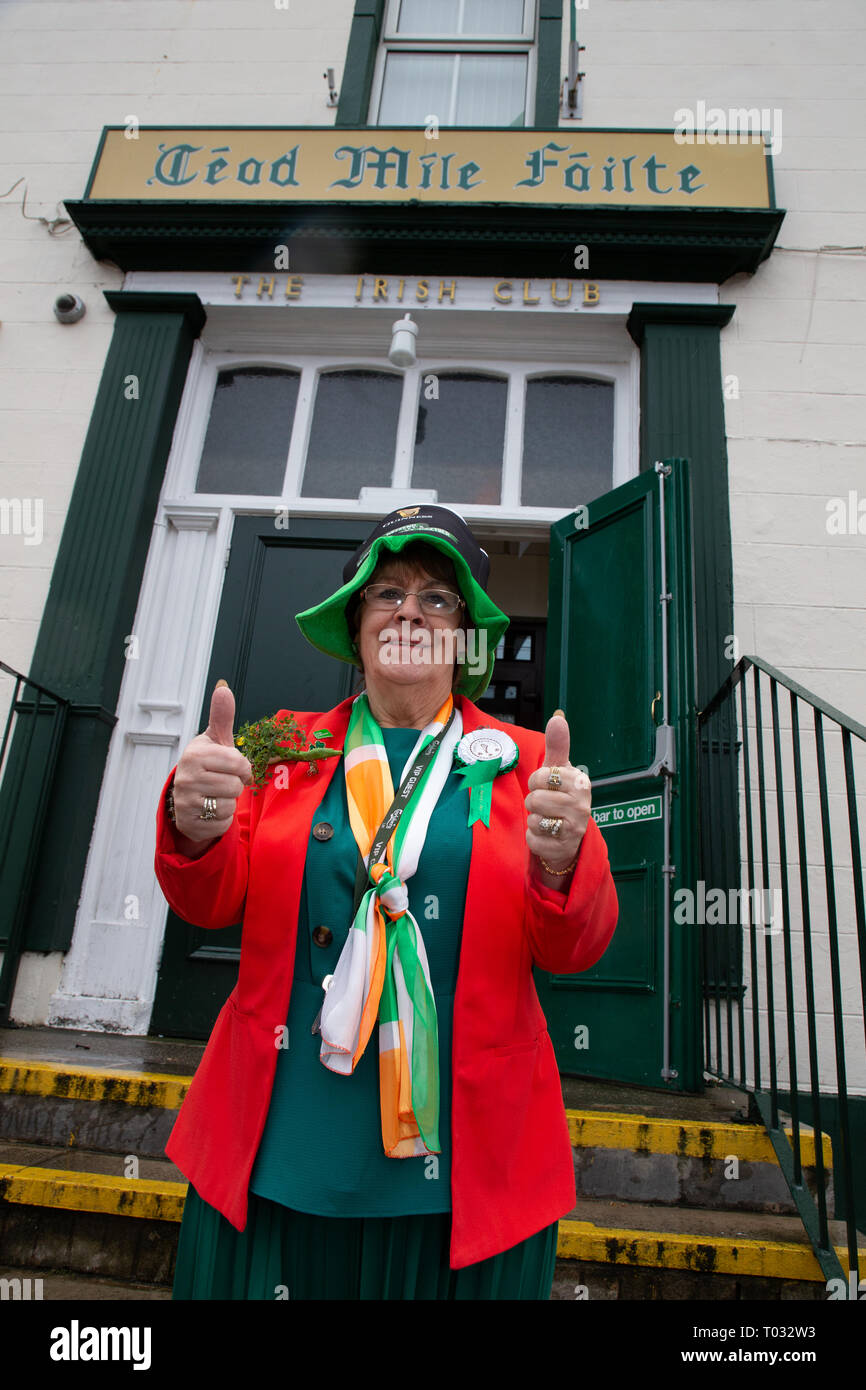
[196,367,299,495]
[397,0,524,34]
[521,377,614,507]
[301,370,402,498]
[411,372,506,505]
[463,0,525,35]
[378,53,454,125]
[397,0,459,32]
[455,54,526,126]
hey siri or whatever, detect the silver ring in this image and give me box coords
[199,797,218,821]
[539,816,563,837]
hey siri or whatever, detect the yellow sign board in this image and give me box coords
[85,127,772,209]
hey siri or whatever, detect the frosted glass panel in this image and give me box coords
[396,0,524,33]
[378,53,453,126]
[302,371,401,498]
[397,0,459,31]
[379,52,526,126]
[196,367,299,495]
[463,0,525,34]
[521,377,614,507]
[411,373,506,504]
[455,55,526,126]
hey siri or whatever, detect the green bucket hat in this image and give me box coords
[294,505,510,700]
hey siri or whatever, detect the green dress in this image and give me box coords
[171,727,559,1299]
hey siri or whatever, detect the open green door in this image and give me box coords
[535,460,701,1092]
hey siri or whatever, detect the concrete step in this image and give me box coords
[0,1029,851,1300]
[553,1197,865,1300]
[0,1265,171,1300]
[565,1105,832,1215]
[1,1051,832,1217]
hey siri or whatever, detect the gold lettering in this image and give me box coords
[373,278,389,300]
[231,274,250,298]
[416,280,429,302]
[550,280,573,305]
[354,275,365,302]
[583,281,600,306]
[257,276,275,299]
[284,276,304,300]
[397,278,405,302]
[523,280,540,305]
[493,280,513,304]
[438,280,457,303]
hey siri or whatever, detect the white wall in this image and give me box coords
[565,0,866,716]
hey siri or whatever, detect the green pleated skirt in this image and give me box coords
[172,1184,559,1300]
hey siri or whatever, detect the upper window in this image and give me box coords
[373,0,536,128]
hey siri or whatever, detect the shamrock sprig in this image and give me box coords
[234,711,340,793]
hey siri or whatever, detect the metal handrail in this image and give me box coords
[697,654,865,1292]
[0,662,71,1023]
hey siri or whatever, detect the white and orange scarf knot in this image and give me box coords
[316,691,462,1157]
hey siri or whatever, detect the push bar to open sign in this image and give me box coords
[592,794,663,828]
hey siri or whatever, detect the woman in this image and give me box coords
[154,504,618,1300]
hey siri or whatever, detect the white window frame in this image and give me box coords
[184,351,635,524]
[370,0,538,127]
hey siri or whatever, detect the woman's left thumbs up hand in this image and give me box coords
[525,709,591,879]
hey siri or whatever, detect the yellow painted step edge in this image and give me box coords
[557,1218,866,1283]
[0,1057,189,1110]
[0,1058,835,1168]
[0,1163,187,1222]
[2,1162,859,1285]
[565,1109,831,1168]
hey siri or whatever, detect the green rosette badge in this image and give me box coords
[234,711,341,792]
[453,728,519,827]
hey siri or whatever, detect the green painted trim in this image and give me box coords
[763,142,777,209]
[5,294,205,958]
[535,1,563,127]
[335,0,385,127]
[625,304,736,709]
[82,125,109,200]
[627,302,736,344]
[103,289,206,332]
[74,122,784,138]
[64,198,785,283]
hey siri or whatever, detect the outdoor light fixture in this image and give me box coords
[324,68,338,107]
[389,313,418,368]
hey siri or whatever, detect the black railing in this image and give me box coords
[0,662,71,1023]
[698,655,866,1290]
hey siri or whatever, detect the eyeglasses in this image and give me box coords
[361,582,465,616]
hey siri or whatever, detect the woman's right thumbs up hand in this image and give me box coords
[171,680,254,844]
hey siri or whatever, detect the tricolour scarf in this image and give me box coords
[317,690,463,1157]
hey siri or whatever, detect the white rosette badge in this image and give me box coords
[453,728,519,827]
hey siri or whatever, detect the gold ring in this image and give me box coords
[199,797,218,821]
[547,765,562,790]
[539,816,563,837]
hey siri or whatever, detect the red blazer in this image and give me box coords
[154,693,618,1269]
